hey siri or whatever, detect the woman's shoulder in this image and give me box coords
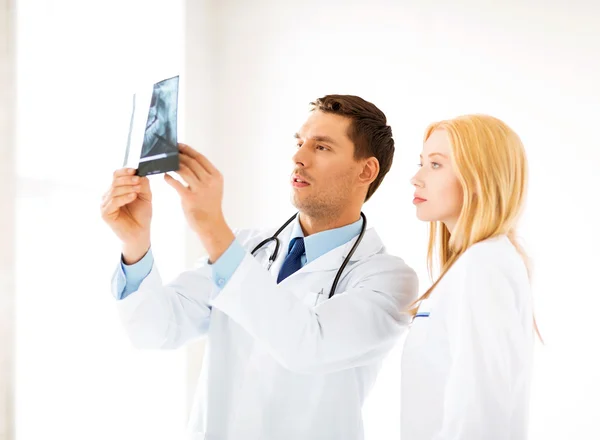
[427,236,533,341]
[447,235,530,290]
[457,235,523,269]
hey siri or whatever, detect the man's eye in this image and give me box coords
[316,146,328,151]
[296,143,303,148]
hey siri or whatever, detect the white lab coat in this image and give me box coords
[401,235,534,440]
[113,223,418,440]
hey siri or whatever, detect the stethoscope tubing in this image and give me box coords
[250,212,367,299]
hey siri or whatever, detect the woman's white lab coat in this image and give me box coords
[401,235,534,440]
[112,225,418,440]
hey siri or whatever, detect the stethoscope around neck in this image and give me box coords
[250,212,368,299]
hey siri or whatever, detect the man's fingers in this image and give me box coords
[164,173,188,197]
[179,143,218,175]
[113,175,141,188]
[176,158,202,188]
[176,163,199,187]
[137,176,151,195]
[113,168,137,179]
[179,154,208,182]
[102,185,141,207]
[110,185,141,200]
[101,192,138,217]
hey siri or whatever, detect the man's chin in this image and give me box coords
[291,193,311,211]
[291,197,331,219]
[290,193,302,211]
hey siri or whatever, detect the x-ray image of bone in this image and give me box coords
[123,75,180,177]
[142,76,178,157]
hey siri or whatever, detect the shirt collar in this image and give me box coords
[288,215,364,264]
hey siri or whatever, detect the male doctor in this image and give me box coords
[101,95,418,440]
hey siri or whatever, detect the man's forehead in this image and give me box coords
[297,110,351,139]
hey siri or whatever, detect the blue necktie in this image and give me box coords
[277,237,305,283]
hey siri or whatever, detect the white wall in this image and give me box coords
[14,1,189,439]
[9,0,600,438]
[184,1,600,439]
[0,2,16,438]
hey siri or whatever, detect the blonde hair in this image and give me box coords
[410,114,540,338]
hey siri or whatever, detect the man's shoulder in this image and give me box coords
[348,229,418,286]
[363,249,417,278]
[360,228,415,270]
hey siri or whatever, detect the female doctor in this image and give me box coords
[100,95,418,440]
[402,114,536,440]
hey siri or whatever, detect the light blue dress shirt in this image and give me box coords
[115,216,363,300]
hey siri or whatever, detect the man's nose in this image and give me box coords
[292,141,312,167]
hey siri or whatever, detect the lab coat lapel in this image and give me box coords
[280,228,383,280]
[266,220,296,277]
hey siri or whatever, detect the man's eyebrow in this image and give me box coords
[313,135,337,145]
[294,133,338,145]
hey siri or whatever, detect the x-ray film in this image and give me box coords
[123,75,180,176]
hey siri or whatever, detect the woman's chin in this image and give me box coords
[415,211,438,223]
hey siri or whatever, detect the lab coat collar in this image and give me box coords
[297,227,383,273]
[263,216,383,278]
[287,215,364,264]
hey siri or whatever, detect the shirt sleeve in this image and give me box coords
[209,239,246,289]
[114,248,154,300]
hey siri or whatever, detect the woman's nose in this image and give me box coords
[410,172,424,188]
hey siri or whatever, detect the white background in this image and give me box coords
[14,1,187,439]
[8,0,600,439]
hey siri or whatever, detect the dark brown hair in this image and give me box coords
[310,94,395,201]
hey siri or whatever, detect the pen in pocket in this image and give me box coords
[314,288,324,306]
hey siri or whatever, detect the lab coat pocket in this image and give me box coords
[302,289,327,307]
[407,300,434,349]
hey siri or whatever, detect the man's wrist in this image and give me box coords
[122,239,151,265]
[195,215,235,263]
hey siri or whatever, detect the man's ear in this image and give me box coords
[358,157,380,185]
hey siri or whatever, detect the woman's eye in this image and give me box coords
[431,162,441,169]
[417,163,423,168]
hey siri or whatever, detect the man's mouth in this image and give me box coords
[291,174,310,187]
